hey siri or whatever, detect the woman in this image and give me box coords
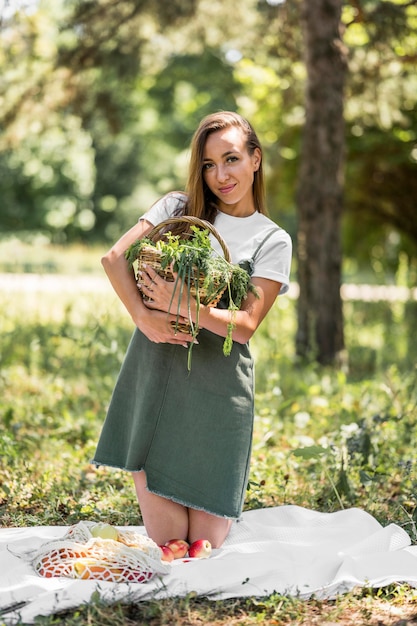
[93,111,292,548]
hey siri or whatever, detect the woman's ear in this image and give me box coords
[253,148,262,171]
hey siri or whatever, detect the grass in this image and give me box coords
[1,242,417,625]
[0,234,105,275]
[17,587,417,625]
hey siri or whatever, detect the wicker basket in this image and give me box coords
[134,216,232,333]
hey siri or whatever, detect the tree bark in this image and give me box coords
[296,0,347,365]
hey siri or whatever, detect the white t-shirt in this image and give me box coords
[140,192,292,295]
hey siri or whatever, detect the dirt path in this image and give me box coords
[0,273,416,301]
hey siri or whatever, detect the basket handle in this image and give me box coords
[146,216,231,263]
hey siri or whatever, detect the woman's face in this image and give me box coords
[202,126,261,217]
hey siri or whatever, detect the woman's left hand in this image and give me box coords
[139,264,194,321]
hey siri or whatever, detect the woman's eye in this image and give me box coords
[203,163,214,170]
[226,156,238,163]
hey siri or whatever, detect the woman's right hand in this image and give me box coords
[134,305,196,347]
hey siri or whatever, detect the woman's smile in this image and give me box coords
[218,183,236,195]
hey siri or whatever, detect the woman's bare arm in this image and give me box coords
[141,263,282,344]
[101,220,194,346]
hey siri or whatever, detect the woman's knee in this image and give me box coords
[131,471,189,545]
[188,509,233,548]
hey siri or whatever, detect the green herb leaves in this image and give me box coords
[125,225,256,369]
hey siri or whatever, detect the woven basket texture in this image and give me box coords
[134,217,231,333]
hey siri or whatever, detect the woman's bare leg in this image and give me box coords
[133,471,233,548]
[132,471,188,545]
[188,509,233,548]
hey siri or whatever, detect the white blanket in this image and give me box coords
[1,505,417,624]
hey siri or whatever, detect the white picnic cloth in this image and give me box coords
[1,505,417,624]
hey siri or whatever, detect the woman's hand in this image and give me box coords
[139,264,195,321]
[137,264,196,346]
[135,306,196,347]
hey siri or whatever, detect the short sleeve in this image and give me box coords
[140,192,187,225]
[251,228,292,295]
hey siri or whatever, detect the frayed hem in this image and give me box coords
[90,459,145,473]
[90,460,241,520]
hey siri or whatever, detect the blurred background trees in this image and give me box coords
[1,0,416,362]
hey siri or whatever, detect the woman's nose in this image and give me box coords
[216,165,229,182]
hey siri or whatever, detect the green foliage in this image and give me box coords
[1,268,417,528]
[344,118,417,272]
[245,291,417,523]
[126,225,254,309]
[147,49,240,141]
[125,225,256,366]
[1,0,416,277]
[0,291,138,526]
[340,0,417,270]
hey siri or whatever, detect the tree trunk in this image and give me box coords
[296,0,347,365]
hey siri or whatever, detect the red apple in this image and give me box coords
[164,538,190,559]
[159,545,175,562]
[188,539,212,559]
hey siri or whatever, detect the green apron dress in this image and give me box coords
[92,327,254,519]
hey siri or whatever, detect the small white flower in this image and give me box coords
[311,396,329,408]
[294,411,311,429]
[293,435,315,447]
[340,423,360,437]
